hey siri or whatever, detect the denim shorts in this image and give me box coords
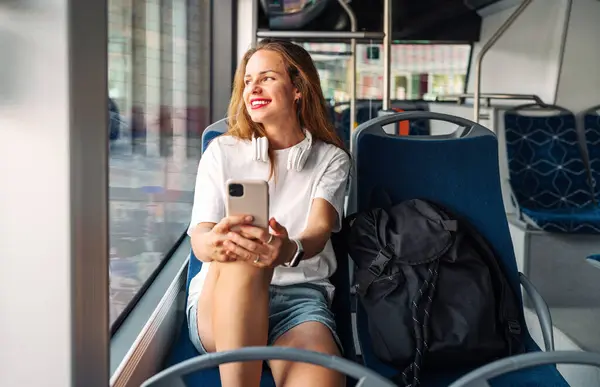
[187,283,342,355]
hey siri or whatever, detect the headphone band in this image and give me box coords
[251,129,313,172]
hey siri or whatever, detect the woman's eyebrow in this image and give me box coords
[244,69,281,78]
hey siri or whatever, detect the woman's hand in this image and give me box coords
[223,218,297,268]
[191,215,255,263]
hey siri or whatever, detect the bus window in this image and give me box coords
[107,0,211,331]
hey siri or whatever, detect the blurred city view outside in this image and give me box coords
[107,0,211,325]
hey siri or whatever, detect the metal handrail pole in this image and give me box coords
[473,0,534,122]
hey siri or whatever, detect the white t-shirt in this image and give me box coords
[186,134,351,313]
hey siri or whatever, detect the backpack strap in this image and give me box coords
[355,244,394,297]
[455,215,526,356]
[424,199,525,355]
[400,258,441,387]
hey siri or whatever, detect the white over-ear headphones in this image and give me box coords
[252,135,269,163]
[251,129,313,172]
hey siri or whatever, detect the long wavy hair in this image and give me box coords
[226,39,347,178]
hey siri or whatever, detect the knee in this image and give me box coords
[295,339,340,357]
[215,261,273,288]
[282,332,340,357]
[276,321,341,357]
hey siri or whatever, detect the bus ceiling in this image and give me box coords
[256,0,514,42]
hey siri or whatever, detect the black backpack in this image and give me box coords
[344,198,525,386]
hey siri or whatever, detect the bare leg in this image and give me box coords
[269,321,345,387]
[195,261,273,387]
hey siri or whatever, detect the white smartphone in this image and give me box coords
[225,179,270,230]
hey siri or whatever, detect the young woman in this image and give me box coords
[187,39,351,387]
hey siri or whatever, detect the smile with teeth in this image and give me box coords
[251,99,271,109]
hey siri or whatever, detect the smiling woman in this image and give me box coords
[228,39,346,149]
[243,51,301,138]
[186,39,351,387]
[227,39,348,181]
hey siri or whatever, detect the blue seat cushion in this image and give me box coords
[521,206,600,234]
[356,303,568,387]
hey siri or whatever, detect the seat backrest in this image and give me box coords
[583,105,600,204]
[504,104,593,210]
[349,111,523,300]
[201,117,229,153]
[185,119,229,298]
[186,250,202,299]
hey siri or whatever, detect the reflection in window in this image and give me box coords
[108,0,211,329]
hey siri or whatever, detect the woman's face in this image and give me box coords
[243,49,300,125]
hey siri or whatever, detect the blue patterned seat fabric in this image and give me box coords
[504,105,600,233]
[584,106,600,203]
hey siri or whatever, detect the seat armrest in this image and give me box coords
[519,272,554,351]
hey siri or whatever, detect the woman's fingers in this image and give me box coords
[213,215,254,234]
[227,232,270,256]
[223,240,258,262]
[269,218,288,236]
[237,225,271,242]
[211,245,234,262]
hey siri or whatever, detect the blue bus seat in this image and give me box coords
[504,104,600,233]
[165,118,357,386]
[348,111,568,386]
[201,118,229,152]
[584,105,600,204]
